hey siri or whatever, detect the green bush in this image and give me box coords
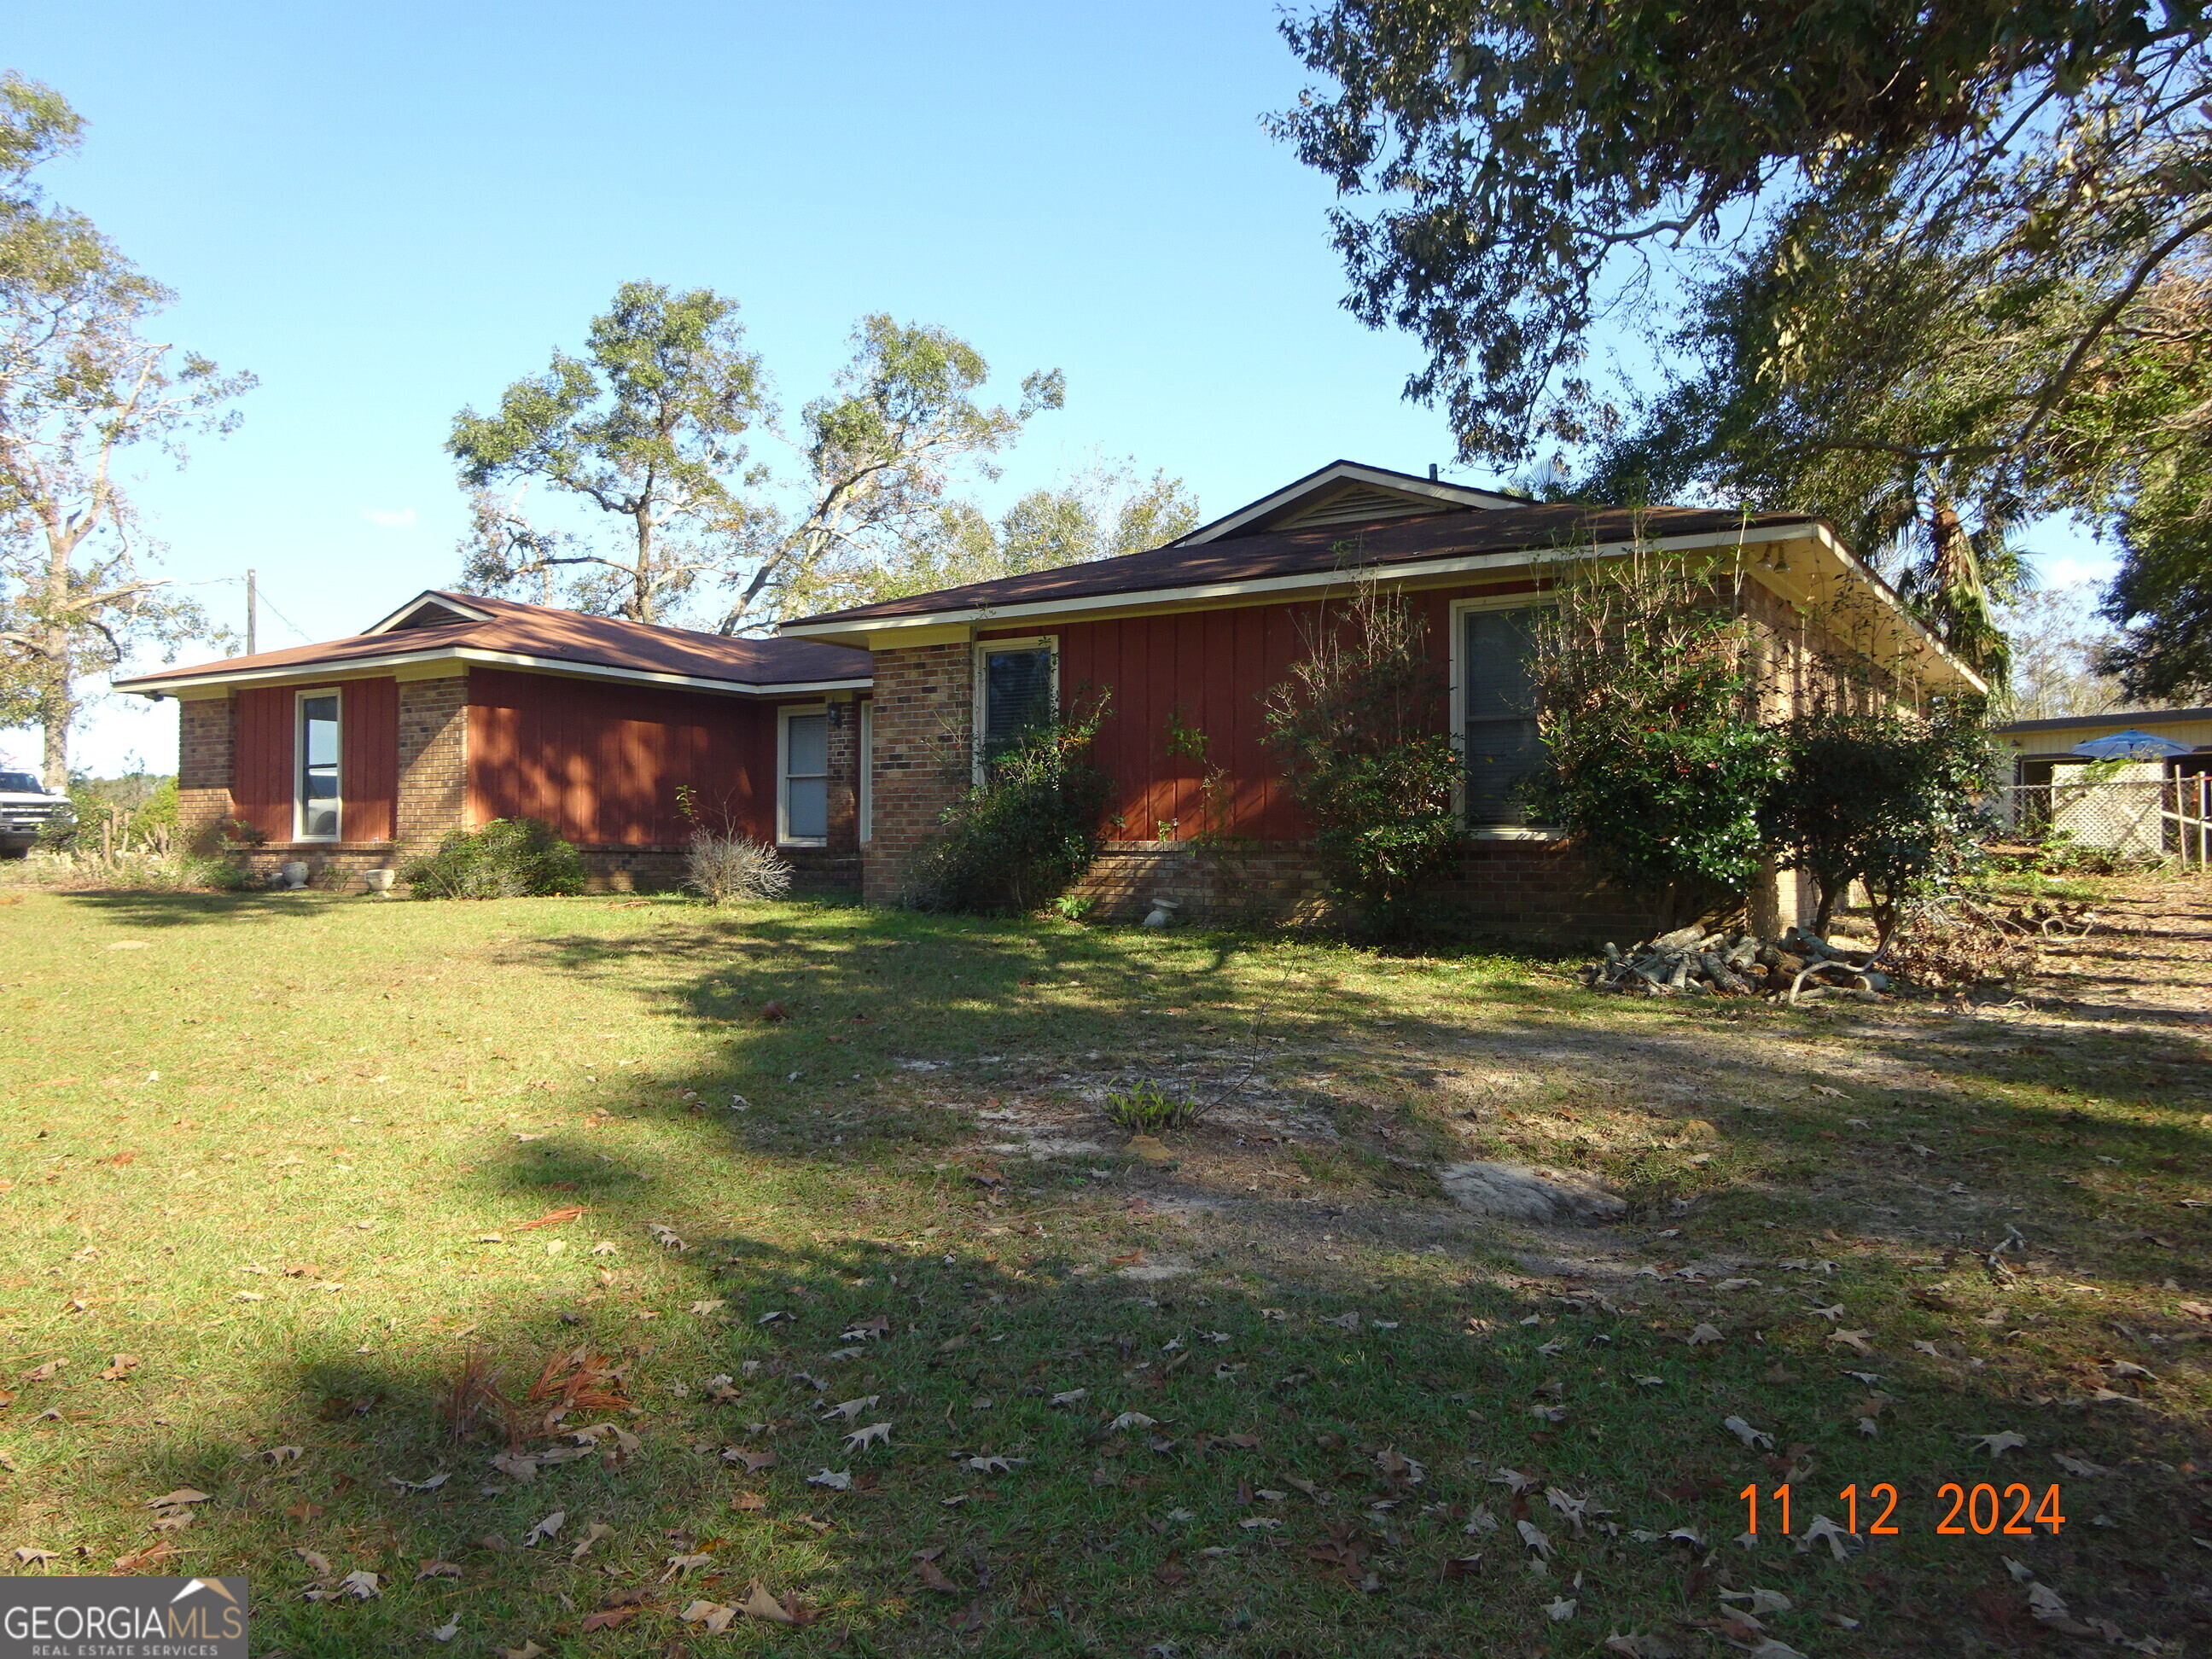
[401,818,586,899]
[1262,582,1461,937]
[903,707,1114,915]
[1764,710,1998,936]
[1522,549,1782,918]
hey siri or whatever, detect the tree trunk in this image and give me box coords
[38,539,72,791]
[1811,882,1840,938]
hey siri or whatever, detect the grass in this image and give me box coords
[0,883,2207,1656]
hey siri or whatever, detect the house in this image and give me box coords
[775,461,1984,938]
[114,591,872,890]
[120,462,1982,935]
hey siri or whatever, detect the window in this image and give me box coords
[858,701,873,844]
[779,706,829,844]
[296,690,341,841]
[1456,605,1542,826]
[975,637,1057,769]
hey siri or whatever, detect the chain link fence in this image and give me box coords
[1988,773,2212,866]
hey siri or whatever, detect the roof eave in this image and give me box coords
[114,643,872,699]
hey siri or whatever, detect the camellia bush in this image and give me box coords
[1764,707,1998,939]
[903,702,1115,916]
[1522,550,1783,922]
[1263,582,1462,937]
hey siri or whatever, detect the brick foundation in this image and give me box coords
[1066,836,1675,945]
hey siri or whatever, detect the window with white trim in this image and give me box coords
[296,690,341,841]
[1454,604,1543,826]
[975,637,1057,767]
[779,706,829,844]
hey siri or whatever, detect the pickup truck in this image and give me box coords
[0,770,73,858]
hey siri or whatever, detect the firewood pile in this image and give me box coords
[1580,925,1890,1000]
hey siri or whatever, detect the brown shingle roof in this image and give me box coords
[781,503,1818,629]
[115,591,870,692]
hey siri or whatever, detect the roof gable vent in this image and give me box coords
[1280,485,1453,532]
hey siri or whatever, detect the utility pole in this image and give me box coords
[245,569,257,656]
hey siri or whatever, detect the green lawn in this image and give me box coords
[0,885,2206,1656]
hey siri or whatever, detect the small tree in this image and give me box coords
[1262,580,1460,936]
[1522,546,1781,923]
[1765,709,1998,940]
[903,703,1114,916]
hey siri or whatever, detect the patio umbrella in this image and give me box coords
[2069,728,2194,760]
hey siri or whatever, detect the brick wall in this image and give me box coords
[862,641,973,903]
[825,695,861,855]
[397,673,469,851]
[176,695,235,850]
[1068,836,1666,945]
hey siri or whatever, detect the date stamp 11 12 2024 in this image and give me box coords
[1740,1482,2068,1538]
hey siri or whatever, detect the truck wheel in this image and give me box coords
[0,845,28,861]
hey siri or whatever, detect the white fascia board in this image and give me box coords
[1801,522,1988,695]
[783,522,1811,639]
[115,644,871,699]
[360,591,496,634]
[1177,461,1525,546]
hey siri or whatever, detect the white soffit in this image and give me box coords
[1173,461,1527,546]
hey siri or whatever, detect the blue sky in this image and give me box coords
[7,1,2116,774]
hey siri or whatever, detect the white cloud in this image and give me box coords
[362,507,418,529]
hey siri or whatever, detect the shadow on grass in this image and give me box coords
[57,889,363,928]
[26,897,2212,1656]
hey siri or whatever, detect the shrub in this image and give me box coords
[1262,580,1461,937]
[1522,546,1782,922]
[401,818,585,899]
[1103,1081,1201,1134]
[684,831,793,905]
[903,705,1114,916]
[1764,710,1998,938]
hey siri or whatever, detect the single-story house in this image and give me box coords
[115,591,873,890]
[120,461,1982,937]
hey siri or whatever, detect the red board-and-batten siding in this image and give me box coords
[467,667,810,847]
[982,580,1537,841]
[229,678,399,844]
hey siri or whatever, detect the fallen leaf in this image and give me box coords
[387,1471,449,1492]
[845,1421,893,1452]
[678,1601,736,1633]
[1050,1388,1088,1406]
[339,1569,380,1599]
[98,1354,142,1382]
[723,1447,778,1473]
[1111,1412,1157,1431]
[1971,1430,2027,1458]
[732,1490,766,1511]
[496,1644,544,1659]
[807,1469,853,1490]
[1545,1597,1577,1620]
[522,1511,565,1546]
[568,1522,611,1562]
[12,1547,58,1565]
[143,1488,210,1510]
[1723,1415,1774,1451]
[511,1206,587,1231]
[415,1561,462,1580]
[430,1619,459,1642]
[1516,1519,1554,1559]
[1685,1324,1724,1347]
[579,1607,638,1632]
[20,1359,64,1382]
[1826,1329,1875,1355]
[737,1580,813,1625]
[822,1394,881,1423]
[662,1552,715,1581]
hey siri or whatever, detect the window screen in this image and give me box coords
[299,694,341,839]
[783,712,828,841]
[981,646,1054,760]
[1462,609,1540,824]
